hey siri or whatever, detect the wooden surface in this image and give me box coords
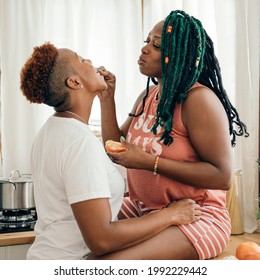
[0,230,259,259]
[0,231,35,247]
[212,232,260,260]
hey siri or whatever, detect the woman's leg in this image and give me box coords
[87,225,198,260]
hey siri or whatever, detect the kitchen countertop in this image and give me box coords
[0,231,36,247]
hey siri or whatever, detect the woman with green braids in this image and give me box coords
[98,10,248,259]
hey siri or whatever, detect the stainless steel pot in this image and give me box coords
[0,170,35,209]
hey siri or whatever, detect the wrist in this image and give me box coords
[159,207,174,227]
[143,154,160,175]
[100,96,115,105]
[143,153,157,171]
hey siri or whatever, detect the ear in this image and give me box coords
[66,76,82,89]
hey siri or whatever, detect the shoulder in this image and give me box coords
[128,85,157,115]
[137,85,157,103]
[186,84,219,104]
[182,85,227,127]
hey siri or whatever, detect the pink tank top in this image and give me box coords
[126,84,226,210]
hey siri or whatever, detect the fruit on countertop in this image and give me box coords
[243,252,260,260]
[235,241,260,260]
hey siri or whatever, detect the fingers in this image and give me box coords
[167,198,197,208]
[192,202,202,218]
[97,66,106,72]
[186,198,197,204]
[97,66,115,80]
[195,209,202,216]
[191,205,202,223]
[166,198,203,225]
[120,135,126,144]
[107,152,121,164]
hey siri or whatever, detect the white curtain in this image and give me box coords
[0,0,143,175]
[233,0,259,233]
[1,0,259,232]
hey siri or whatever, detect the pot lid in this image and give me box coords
[10,175,33,183]
[0,170,33,183]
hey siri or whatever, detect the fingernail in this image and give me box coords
[120,135,126,141]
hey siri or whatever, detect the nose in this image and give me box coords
[141,44,149,54]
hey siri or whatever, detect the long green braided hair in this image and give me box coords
[132,10,249,146]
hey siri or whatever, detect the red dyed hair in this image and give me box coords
[20,42,58,104]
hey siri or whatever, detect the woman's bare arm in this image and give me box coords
[98,71,148,144]
[71,197,200,256]
[107,87,233,190]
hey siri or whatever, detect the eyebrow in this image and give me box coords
[148,33,161,39]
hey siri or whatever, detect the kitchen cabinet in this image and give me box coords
[0,247,5,259]
[0,244,31,260]
[0,231,35,260]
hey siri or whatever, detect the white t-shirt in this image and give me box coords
[27,116,125,260]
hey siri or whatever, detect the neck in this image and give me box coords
[65,111,88,124]
[55,96,94,124]
[54,110,88,124]
[157,79,162,99]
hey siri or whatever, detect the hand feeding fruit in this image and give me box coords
[105,140,127,153]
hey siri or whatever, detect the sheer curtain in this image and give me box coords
[233,0,259,233]
[143,0,259,232]
[0,0,143,175]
